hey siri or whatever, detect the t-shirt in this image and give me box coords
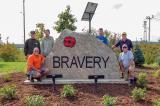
[96,35,109,45]
[41,36,54,56]
[115,39,133,52]
[24,38,41,56]
[27,54,45,71]
[118,51,134,68]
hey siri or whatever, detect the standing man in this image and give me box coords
[96,28,109,45]
[24,31,41,58]
[112,32,133,52]
[41,29,54,57]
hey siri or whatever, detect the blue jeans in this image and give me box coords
[28,68,45,77]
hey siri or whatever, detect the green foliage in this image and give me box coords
[139,44,160,64]
[137,72,148,88]
[131,87,146,101]
[133,44,145,66]
[156,56,160,65]
[61,84,75,97]
[0,44,25,62]
[54,5,77,33]
[35,23,45,41]
[154,99,160,106]
[0,85,16,100]
[26,95,44,106]
[103,95,116,106]
[2,73,11,82]
[152,69,160,78]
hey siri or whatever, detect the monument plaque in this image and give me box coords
[45,29,121,81]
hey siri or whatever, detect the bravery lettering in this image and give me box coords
[53,56,109,68]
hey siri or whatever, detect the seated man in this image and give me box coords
[27,47,49,82]
[118,44,135,81]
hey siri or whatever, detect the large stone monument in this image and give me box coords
[45,29,121,82]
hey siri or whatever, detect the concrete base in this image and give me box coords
[24,79,128,85]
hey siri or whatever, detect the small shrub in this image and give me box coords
[153,70,160,78]
[26,95,44,106]
[2,73,11,82]
[0,85,16,100]
[0,44,25,62]
[103,95,116,106]
[156,56,160,66]
[61,85,75,97]
[133,44,145,67]
[131,87,146,101]
[137,72,148,88]
[154,99,160,106]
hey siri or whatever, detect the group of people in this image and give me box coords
[96,28,135,81]
[24,29,54,82]
[25,28,135,82]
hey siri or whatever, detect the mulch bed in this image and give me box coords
[0,68,160,106]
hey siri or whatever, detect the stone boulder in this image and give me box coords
[45,29,120,80]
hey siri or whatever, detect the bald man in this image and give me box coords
[27,47,49,82]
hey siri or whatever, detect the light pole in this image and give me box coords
[146,15,154,43]
[23,0,26,44]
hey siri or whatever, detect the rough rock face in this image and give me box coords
[45,29,120,79]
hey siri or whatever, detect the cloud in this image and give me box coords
[113,3,123,10]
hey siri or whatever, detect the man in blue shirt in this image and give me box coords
[112,32,133,52]
[119,44,135,80]
[96,28,109,45]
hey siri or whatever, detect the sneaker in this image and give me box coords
[30,77,34,82]
[120,73,124,78]
[36,78,42,82]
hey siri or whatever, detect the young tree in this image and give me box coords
[133,44,145,67]
[54,5,77,33]
[35,23,45,40]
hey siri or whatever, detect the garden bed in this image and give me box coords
[0,68,160,106]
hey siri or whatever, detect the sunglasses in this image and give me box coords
[123,47,127,49]
[34,50,39,52]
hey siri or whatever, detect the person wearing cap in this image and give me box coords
[112,32,133,52]
[118,44,135,80]
[41,29,54,57]
[24,31,41,58]
[96,28,109,45]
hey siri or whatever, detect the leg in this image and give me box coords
[119,62,125,78]
[41,68,49,77]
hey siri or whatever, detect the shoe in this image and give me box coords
[120,73,124,78]
[36,78,42,82]
[30,76,34,82]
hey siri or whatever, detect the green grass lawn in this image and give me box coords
[0,62,26,74]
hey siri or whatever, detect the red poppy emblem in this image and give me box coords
[64,36,76,48]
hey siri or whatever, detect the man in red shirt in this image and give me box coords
[27,47,49,82]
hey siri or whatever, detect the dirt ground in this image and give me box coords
[0,67,160,106]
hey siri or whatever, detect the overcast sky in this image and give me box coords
[0,0,160,44]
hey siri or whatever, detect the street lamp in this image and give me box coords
[146,15,154,42]
[23,0,26,44]
[81,2,98,33]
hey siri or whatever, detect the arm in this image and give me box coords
[129,51,135,66]
[38,41,41,54]
[103,37,109,45]
[27,56,39,71]
[112,40,120,49]
[40,39,44,55]
[130,40,133,51]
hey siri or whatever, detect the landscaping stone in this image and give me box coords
[44,29,121,81]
